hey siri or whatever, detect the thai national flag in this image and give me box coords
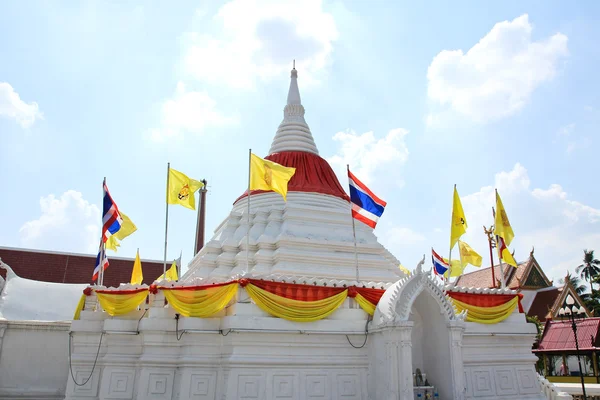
[432,248,449,276]
[92,241,109,281]
[102,180,123,243]
[348,170,387,229]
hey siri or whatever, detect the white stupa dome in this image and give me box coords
[184,67,404,286]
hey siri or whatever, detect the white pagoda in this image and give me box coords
[57,67,550,400]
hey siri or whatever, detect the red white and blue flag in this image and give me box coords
[348,169,387,229]
[432,248,449,276]
[102,180,123,243]
[92,241,109,281]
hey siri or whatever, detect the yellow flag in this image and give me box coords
[494,190,515,246]
[105,235,120,252]
[450,185,467,250]
[443,257,464,278]
[114,212,137,240]
[157,260,179,281]
[167,168,204,210]
[249,153,296,201]
[130,249,143,285]
[458,240,482,268]
[105,211,137,252]
[498,237,518,267]
[399,264,411,275]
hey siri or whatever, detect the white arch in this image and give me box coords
[373,264,463,328]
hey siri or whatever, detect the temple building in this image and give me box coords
[0,68,571,400]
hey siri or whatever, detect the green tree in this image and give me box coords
[576,249,600,293]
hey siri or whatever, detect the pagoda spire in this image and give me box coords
[268,63,319,155]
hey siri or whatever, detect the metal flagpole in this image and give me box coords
[246,149,252,274]
[492,203,506,289]
[163,162,170,276]
[447,184,455,285]
[347,165,360,282]
[100,177,106,287]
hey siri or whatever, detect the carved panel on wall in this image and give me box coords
[471,369,495,397]
[304,374,329,398]
[101,368,135,399]
[493,368,517,396]
[336,374,360,399]
[516,367,541,394]
[138,369,174,399]
[237,373,264,399]
[180,370,217,400]
[269,373,297,399]
[72,368,100,397]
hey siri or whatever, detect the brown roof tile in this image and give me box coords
[0,247,165,288]
[527,288,560,322]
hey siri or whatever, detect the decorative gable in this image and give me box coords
[524,265,550,288]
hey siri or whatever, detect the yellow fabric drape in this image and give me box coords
[96,290,148,316]
[451,296,519,324]
[355,293,376,316]
[245,283,347,322]
[73,294,87,320]
[162,283,238,318]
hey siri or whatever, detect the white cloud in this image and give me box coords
[19,191,100,254]
[458,163,600,283]
[427,14,568,123]
[150,82,237,141]
[327,128,409,185]
[378,225,427,265]
[557,123,575,137]
[182,0,338,89]
[0,82,43,128]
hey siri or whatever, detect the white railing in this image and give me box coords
[538,374,573,399]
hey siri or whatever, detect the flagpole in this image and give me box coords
[447,184,456,285]
[492,200,506,289]
[246,149,251,274]
[347,165,360,282]
[484,224,497,287]
[163,162,170,276]
[100,177,106,287]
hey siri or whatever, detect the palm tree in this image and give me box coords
[576,249,600,292]
[562,272,589,301]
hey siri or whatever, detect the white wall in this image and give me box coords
[0,320,70,400]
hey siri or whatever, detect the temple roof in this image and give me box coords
[536,318,600,352]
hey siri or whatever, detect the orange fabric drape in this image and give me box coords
[247,279,345,301]
[447,292,524,313]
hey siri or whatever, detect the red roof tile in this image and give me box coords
[536,318,600,352]
[0,247,165,288]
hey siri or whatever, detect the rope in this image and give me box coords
[68,331,103,386]
[346,315,370,349]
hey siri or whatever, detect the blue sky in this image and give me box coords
[1,1,599,284]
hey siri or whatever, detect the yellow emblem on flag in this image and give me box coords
[458,240,482,268]
[167,168,204,210]
[249,153,296,201]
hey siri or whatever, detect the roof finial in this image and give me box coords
[293,59,295,69]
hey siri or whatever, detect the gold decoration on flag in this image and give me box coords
[249,153,296,201]
[450,185,467,250]
[458,240,482,268]
[130,249,143,285]
[167,168,204,210]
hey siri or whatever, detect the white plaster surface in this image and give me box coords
[0,261,86,321]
